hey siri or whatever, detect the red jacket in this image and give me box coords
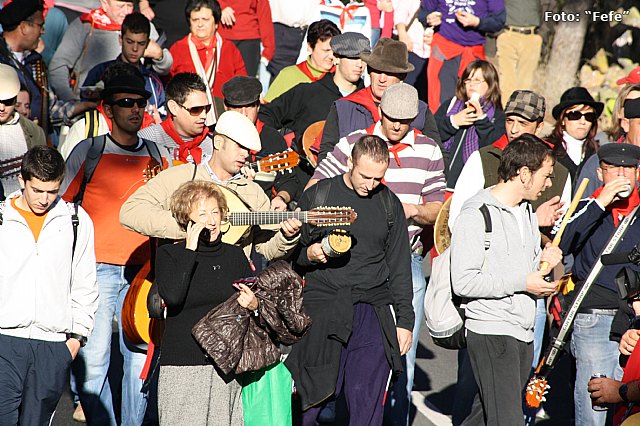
[218,0,275,61]
[169,34,247,98]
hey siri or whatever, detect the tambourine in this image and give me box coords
[321,229,352,257]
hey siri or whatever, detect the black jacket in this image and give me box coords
[435,97,505,189]
[259,72,364,151]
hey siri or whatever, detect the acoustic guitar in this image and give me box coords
[122,184,357,344]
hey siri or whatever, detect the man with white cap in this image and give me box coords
[310,82,446,424]
[120,110,302,261]
[0,64,45,199]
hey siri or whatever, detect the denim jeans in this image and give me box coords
[72,263,148,426]
[384,254,426,426]
[532,298,546,368]
[570,313,621,426]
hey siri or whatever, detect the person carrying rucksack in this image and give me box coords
[449,134,563,425]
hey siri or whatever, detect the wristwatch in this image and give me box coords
[619,383,630,403]
[66,333,87,347]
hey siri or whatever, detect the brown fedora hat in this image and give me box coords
[360,38,415,74]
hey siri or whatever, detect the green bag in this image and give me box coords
[242,361,292,425]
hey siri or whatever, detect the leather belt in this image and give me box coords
[505,26,536,35]
[578,308,618,316]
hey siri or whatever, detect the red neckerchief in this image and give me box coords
[590,186,640,226]
[365,124,420,167]
[160,115,208,164]
[80,8,121,31]
[295,61,334,82]
[250,120,265,161]
[321,1,362,27]
[343,87,380,121]
[189,33,218,72]
[492,134,554,150]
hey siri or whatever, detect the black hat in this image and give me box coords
[101,74,151,101]
[0,0,43,29]
[624,98,640,119]
[222,76,262,107]
[598,143,640,166]
[552,87,604,120]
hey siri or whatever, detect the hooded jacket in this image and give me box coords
[0,193,98,341]
[450,188,541,342]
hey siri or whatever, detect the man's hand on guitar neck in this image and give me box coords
[280,217,302,239]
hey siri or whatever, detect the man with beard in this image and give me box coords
[61,73,167,426]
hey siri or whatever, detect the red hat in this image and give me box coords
[617,66,640,86]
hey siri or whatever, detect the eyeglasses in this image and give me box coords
[111,97,147,108]
[0,97,17,106]
[464,78,486,86]
[565,110,597,123]
[177,103,212,116]
[26,20,45,31]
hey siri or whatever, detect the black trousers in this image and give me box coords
[268,23,307,82]
[464,330,533,426]
[231,39,261,77]
[0,334,72,426]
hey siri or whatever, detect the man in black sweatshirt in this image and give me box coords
[285,134,414,425]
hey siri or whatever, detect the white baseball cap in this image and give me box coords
[215,110,262,152]
[0,64,20,101]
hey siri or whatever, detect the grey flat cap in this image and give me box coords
[380,83,419,120]
[330,32,371,58]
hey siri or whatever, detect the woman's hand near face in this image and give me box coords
[186,221,205,251]
[451,106,479,127]
[236,283,259,311]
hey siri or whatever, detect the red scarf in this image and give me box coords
[590,186,640,226]
[492,135,554,151]
[344,87,380,121]
[365,123,420,167]
[615,347,640,425]
[160,115,208,164]
[79,8,121,31]
[295,61,333,82]
[189,33,218,72]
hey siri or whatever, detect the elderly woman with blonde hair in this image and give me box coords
[155,180,257,425]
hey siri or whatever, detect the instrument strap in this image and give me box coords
[544,204,640,369]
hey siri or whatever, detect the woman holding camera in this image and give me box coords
[155,180,256,425]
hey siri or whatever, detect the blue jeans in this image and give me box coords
[570,313,622,426]
[72,263,148,426]
[385,254,426,426]
[532,298,546,368]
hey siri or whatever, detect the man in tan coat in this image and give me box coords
[120,110,301,261]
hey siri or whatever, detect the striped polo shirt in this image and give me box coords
[313,122,446,248]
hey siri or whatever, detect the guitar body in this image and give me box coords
[218,185,252,245]
[122,260,165,345]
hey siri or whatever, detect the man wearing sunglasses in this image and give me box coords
[139,72,215,166]
[0,64,46,199]
[121,109,302,261]
[60,73,168,426]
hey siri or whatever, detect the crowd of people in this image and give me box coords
[2,0,640,425]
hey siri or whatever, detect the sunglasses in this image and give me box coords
[177,103,212,116]
[565,110,596,123]
[0,97,17,106]
[111,97,147,108]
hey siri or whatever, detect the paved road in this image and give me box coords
[52,321,574,425]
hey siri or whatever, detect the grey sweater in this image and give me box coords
[49,18,172,101]
[450,188,541,342]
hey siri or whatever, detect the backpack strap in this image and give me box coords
[191,163,199,181]
[84,109,100,139]
[74,134,107,205]
[68,202,79,259]
[479,203,492,250]
[380,186,395,251]
[143,139,164,171]
[312,178,332,209]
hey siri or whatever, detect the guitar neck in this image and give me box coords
[229,211,308,225]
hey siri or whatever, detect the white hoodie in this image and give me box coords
[0,193,98,342]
